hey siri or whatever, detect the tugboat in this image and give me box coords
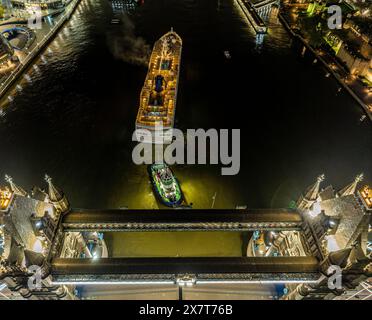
[148,163,183,207]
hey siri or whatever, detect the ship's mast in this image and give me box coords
[159,38,168,72]
[158,31,173,72]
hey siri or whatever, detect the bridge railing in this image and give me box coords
[61,208,304,232]
[50,256,320,284]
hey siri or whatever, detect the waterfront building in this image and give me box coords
[324,30,371,81]
[303,1,371,82]
[342,17,372,82]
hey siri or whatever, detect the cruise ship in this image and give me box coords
[135,29,182,144]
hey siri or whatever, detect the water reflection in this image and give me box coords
[0,0,370,211]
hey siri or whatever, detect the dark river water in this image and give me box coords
[0,0,371,209]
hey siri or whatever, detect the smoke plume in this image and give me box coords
[107,14,150,66]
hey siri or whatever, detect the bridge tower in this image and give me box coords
[0,176,75,300]
[297,174,325,210]
[249,176,327,258]
[284,178,372,300]
[44,175,69,214]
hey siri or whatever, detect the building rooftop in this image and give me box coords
[319,194,368,250]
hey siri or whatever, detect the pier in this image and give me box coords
[235,0,267,34]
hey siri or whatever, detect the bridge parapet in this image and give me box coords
[61,208,304,232]
[51,256,320,284]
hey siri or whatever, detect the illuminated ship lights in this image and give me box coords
[149,163,183,207]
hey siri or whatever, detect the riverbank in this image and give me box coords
[278,11,372,122]
[0,0,82,100]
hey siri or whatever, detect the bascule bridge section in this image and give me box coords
[0,174,371,300]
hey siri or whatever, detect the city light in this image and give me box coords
[359,185,372,209]
[0,188,13,211]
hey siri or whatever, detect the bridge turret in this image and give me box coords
[45,175,69,214]
[5,175,28,197]
[297,174,325,210]
[338,173,364,197]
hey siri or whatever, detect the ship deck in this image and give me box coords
[135,30,182,131]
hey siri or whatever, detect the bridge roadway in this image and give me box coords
[51,256,320,284]
[61,208,303,232]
